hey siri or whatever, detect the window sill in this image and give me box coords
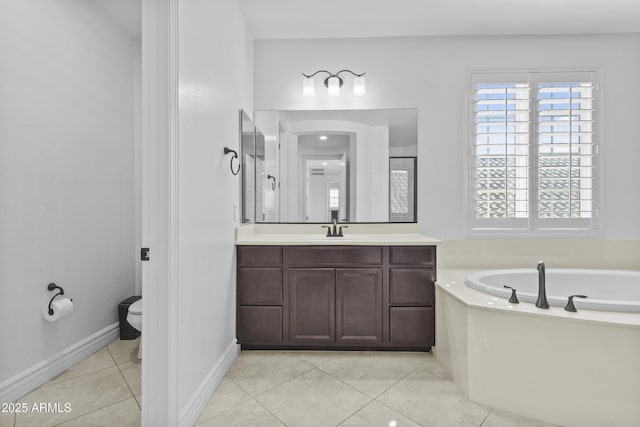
[464,228,603,239]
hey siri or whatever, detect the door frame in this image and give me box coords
[141,0,179,425]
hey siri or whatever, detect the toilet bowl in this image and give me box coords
[126,299,142,359]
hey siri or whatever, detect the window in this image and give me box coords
[329,188,340,209]
[390,170,409,214]
[469,72,597,231]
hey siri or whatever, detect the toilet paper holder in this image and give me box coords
[47,283,72,315]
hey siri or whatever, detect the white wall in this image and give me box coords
[356,125,389,222]
[0,0,136,384]
[254,34,640,241]
[176,0,253,418]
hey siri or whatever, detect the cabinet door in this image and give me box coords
[336,268,383,344]
[238,306,283,345]
[289,269,335,343]
[389,307,434,347]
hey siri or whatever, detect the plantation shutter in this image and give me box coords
[469,71,597,231]
[535,73,596,228]
[471,74,531,228]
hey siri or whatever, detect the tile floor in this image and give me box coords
[2,343,556,427]
[1,339,141,427]
[196,350,556,427]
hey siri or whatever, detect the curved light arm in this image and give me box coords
[335,69,366,78]
[302,69,365,79]
[302,70,333,78]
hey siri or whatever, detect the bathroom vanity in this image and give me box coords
[235,225,440,351]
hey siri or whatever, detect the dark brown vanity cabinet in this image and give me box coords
[237,245,435,351]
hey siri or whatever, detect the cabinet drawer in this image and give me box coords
[238,267,282,305]
[238,306,283,344]
[286,246,383,267]
[389,246,435,266]
[238,246,282,266]
[389,268,434,306]
[389,307,434,346]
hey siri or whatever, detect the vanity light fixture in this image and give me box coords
[319,135,328,140]
[302,69,366,97]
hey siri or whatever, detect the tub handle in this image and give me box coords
[564,295,588,312]
[503,285,519,304]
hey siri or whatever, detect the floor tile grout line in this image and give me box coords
[106,341,141,401]
[196,393,287,427]
[20,364,118,396]
[114,360,139,403]
[251,395,290,427]
[314,355,425,402]
[230,357,316,399]
[479,409,492,426]
[334,399,376,427]
[47,396,134,427]
[105,345,117,365]
[315,366,379,400]
[106,340,140,368]
[216,351,438,427]
[248,365,373,427]
[372,398,425,427]
[23,346,118,394]
[369,361,436,427]
[371,357,429,399]
[192,377,248,425]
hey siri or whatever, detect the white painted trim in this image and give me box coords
[178,340,241,427]
[0,323,119,404]
[141,0,179,426]
[464,68,602,237]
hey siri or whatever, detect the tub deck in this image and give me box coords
[434,269,640,427]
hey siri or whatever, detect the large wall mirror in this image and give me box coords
[242,108,417,223]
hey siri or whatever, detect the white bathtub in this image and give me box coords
[436,269,640,427]
[465,268,640,312]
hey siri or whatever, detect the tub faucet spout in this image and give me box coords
[536,261,550,309]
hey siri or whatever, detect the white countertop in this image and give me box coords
[235,223,441,246]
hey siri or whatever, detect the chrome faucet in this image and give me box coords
[536,261,549,309]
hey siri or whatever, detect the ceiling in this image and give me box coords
[238,0,640,39]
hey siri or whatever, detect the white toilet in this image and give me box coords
[126,299,142,359]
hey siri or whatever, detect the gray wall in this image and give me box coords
[0,0,137,382]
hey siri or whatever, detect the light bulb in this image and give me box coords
[319,135,328,140]
[353,76,366,96]
[302,77,315,96]
[327,77,340,96]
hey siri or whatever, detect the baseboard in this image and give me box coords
[0,322,119,404]
[179,339,240,427]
